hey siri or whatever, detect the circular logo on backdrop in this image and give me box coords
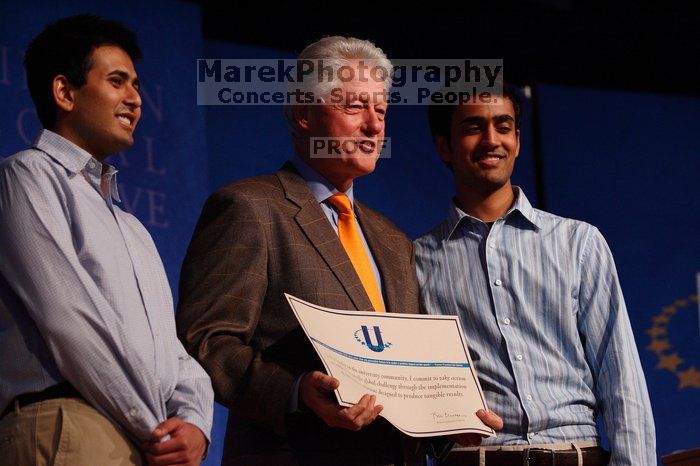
[646,293,700,390]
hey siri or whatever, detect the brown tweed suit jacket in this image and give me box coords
[176,163,421,465]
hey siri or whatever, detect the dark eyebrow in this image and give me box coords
[458,114,514,126]
[458,116,487,126]
[494,114,515,124]
[107,70,130,80]
[107,70,140,87]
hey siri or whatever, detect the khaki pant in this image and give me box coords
[0,397,143,466]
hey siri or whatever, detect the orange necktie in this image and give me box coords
[327,193,385,312]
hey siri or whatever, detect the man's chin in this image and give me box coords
[347,153,379,170]
[471,168,512,188]
[458,173,510,192]
[481,178,512,194]
[348,161,378,179]
[112,136,136,154]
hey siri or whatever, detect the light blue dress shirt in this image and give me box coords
[0,130,213,442]
[414,188,655,466]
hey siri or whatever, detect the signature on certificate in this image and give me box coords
[430,411,468,423]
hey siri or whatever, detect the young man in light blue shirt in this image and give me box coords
[0,15,213,466]
[415,86,655,466]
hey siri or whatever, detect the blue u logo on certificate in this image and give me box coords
[355,325,392,352]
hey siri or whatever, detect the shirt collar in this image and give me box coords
[33,129,94,174]
[444,187,540,240]
[289,155,354,205]
[511,187,539,229]
[33,129,121,202]
[104,165,121,203]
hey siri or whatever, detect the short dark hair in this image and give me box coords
[24,14,142,129]
[427,82,523,147]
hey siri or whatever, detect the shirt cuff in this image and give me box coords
[175,410,212,444]
[288,372,307,413]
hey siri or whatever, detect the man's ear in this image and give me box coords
[53,75,75,113]
[514,128,521,160]
[294,105,310,130]
[434,133,452,164]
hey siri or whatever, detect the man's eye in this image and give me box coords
[110,78,122,86]
[497,126,512,133]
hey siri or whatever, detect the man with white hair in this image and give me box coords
[176,36,500,465]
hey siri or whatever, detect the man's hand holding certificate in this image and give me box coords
[286,294,499,439]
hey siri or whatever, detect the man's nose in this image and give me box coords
[362,108,383,135]
[481,125,499,147]
[124,84,142,108]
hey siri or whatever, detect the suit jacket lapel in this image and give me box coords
[276,163,373,312]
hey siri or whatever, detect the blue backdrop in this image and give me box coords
[538,84,700,460]
[1,2,698,464]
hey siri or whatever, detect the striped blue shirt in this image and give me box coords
[0,130,214,442]
[414,188,655,466]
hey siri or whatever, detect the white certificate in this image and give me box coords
[285,294,495,438]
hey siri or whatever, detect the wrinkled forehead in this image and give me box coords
[330,71,388,105]
[334,58,391,83]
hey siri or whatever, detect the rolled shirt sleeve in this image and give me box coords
[166,342,215,441]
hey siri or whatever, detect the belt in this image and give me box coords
[442,446,610,466]
[1,382,83,419]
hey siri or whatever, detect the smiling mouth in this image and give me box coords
[116,114,134,129]
[357,140,377,153]
[473,153,506,163]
